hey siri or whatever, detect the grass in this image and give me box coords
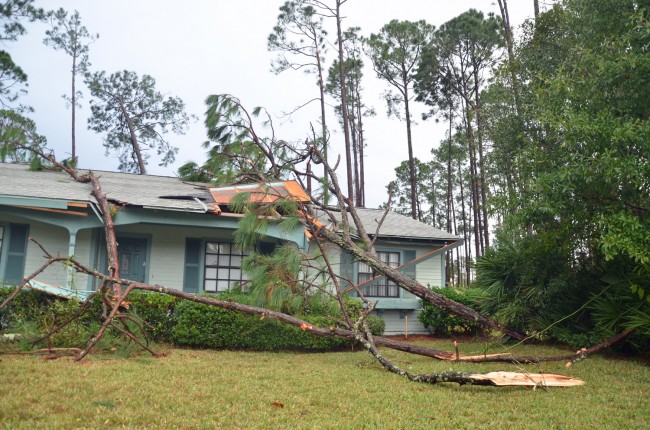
[1,339,649,429]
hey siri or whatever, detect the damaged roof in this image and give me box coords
[210,181,310,205]
[0,163,212,212]
[1,163,461,242]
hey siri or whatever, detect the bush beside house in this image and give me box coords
[0,288,384,352]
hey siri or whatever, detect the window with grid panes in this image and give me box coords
[357,251,400,297]
[203,242,250,292]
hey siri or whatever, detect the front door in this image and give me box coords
[118,237,147,283]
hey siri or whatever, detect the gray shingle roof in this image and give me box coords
[317,207,461,242]
[0,163,211,212]
[1,163,462,241]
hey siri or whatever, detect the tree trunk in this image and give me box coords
[71,54,77,163]
[316,45,329,205]
[118,97,146,175]
[474,71,490,249]
[403,74,418,220]
[319,228,524,340]
[335,0,354,201]
[355,77,366,207]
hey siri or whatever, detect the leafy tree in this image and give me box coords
[268,0,330,200]
[0,108,46,163]
[0,0,46,109]
[86,70,191,174]
[476,0,650,346]
[365,19,434,220]
[179,94,297,185]
[415,10,503,254]
[325,27,373,207]
[43,8,98,163]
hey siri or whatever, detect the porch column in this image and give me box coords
[66,229,78,289]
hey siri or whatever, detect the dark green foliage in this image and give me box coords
[417,288,483,336]
[170,292,384,351]
[1,288,384,352]
[475,0,650,350]
[473,233,578,334]
[128,291,178,342]
[86,70,191,173]
[171,300,347,351]
[0,0,46,108]
[0,286,57,330]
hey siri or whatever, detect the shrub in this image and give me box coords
[0,286,57,330]
[418,287,483,336]
[171,299,350,351]
[1,288,384,352]
[128,291,178,342]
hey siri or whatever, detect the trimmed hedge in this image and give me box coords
[1,287,384,351]
[417,287,484,336]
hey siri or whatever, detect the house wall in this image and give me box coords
[114,224,238,290]
[311,240,446,335]
[375,309,428,335]
[0,213,94,288]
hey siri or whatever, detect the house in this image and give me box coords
[0,163,462,334]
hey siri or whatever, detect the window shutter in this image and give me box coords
[5,224,29,285]
[183,238,201,293]
[339,250,355,295]
[401,250,417,299]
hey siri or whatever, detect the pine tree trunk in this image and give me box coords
[335,1,354,201]
[403,76,418,220]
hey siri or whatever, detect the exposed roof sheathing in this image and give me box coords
[210,181,311,205]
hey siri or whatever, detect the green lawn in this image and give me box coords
[1,339,648,429]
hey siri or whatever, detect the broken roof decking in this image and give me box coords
[317,208,461,242]
[1,163,460,243]
[0,163,211,212]
[210,181,311,205]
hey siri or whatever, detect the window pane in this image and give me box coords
[358,273,373,283]
[217,254,230,266]
[230,255,242,267]
[217,268,230,279]
[205,268,217,279]
[206,243,220,254]
[204,279,217,292]
[388,285,399,297]
[377,252,386,263]
[230,269,241,280]
[205,254,219,266]
[216,280,229,291]
[358,261,371,274]
[389,253,400,266]
[221,243,231,254]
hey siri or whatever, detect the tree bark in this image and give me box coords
[118,96,146,175]
[315,43,329,204]
[335,0,354,201]
[404,76,418,220]
[318,227,524,340]
[71,54,77,162]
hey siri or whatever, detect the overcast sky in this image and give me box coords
[10,1,540,207]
